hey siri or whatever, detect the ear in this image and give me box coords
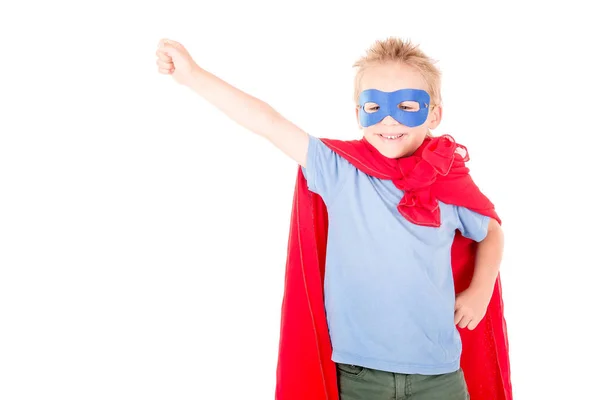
[427,104,442,130]
[355,106,362,128]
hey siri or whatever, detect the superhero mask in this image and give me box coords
[358,89,431,128]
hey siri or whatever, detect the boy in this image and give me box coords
[156,37,512,400]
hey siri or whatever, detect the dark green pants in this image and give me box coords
[337,363,469,400]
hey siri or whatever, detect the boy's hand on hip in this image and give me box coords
[454,287,492,330]
[155,39,199,86]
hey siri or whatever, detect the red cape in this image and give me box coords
[275,135,512,399]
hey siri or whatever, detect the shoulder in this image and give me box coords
[307,135,364,166]
[302,135,358,200]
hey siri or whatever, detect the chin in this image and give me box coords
[366,129,429,158]
[367,135,411,159]
[368,143,405,159]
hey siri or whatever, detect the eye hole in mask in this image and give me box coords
[363,101,421,114]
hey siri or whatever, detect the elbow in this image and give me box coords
[255,103,281,139]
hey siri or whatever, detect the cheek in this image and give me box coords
[363,126,377,136]
[407,126,428,140]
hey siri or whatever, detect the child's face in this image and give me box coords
[356,62,442,159]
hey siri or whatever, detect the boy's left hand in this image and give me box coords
[454,287,493,330]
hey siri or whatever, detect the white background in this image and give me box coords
[1,1,598,399]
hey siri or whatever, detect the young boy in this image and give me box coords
[156,37,512,400]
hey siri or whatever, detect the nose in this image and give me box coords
[381,115,400,125]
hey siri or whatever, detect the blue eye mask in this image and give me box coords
[358,89,431,128]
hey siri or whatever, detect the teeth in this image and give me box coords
[382,134,403,139]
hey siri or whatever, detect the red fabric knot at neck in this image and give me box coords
[393,134,463,226]
[421,134,464,176]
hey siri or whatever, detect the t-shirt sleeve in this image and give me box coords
[455,206,490,242]
[301,135,352,203]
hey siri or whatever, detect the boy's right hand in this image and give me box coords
[155,39,199,86]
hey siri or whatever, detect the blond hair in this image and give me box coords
[353,37,442,107]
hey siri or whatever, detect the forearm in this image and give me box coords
[469,220,504,295]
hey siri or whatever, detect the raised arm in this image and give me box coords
[156,39,309,167]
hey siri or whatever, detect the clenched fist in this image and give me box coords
[454,286,493,331]
[155,39,199,86]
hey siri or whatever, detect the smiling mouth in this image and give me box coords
[377,133,406,140]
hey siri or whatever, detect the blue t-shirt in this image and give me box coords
[301,135,490,375]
